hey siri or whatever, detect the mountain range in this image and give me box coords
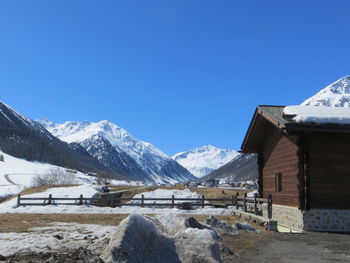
[302,75,350,107]
[37,119,196,184]
[1,75,349,185]
[0,102,195,184]
[172,145,239,178]
[0,102,112,177]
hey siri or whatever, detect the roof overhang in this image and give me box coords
[241,105,350,153]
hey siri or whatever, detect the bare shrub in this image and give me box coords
[0,154,4,162]
[31,168,77,186]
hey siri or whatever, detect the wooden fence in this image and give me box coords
[17,193,272,219]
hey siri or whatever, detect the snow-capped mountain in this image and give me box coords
[172,145,239,178]
[37,119,195,184]
[0,102,109,176]
[302,75,350,107]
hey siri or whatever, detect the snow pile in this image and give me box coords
[284,106,350,124]
[0,222,116,257]
[247,189,258,198]
[129,188,203,205]
[101,214,222,263]
[101,214,179,263]
[302,75,350,107]
[156,214,209,236]
[233,222,257,232]
[204,216,239,235]
[173,145,239,178]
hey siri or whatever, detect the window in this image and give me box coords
[275,173,282,192]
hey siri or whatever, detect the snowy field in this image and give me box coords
[129,188,203,204]
[0,152,96,199]
[0,151,144,200]
[0,186,233,215]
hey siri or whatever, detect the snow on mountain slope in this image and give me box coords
[0,102,114,176]
[0,151,96,199]
[302,75,350,107]
[172,145,239,178]
[37,119,195,184]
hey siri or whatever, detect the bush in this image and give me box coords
[0,154,4,162]
[31,168,77,186]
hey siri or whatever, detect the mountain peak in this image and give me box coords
[39,118,195,183]
[302,75,350,107]
[173,145,239,178]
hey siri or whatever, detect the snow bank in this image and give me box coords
[129,189,203,205]
[0,201,232,215]
[0,222,116,257]
[284,106,350,124]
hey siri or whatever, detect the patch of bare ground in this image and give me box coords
[0,214,129,233]
[118,186,157,200]
[188,187,251,199]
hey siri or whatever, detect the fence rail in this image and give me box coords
[17,192,272,219]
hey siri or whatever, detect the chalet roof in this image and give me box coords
[241,105,350,153]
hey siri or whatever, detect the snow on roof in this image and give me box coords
[283,106,350,125]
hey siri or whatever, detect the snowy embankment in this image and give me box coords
[0,151,142,200]
[0,213,256,262]
[129,188,203,204]
[0,187,232,215]
[0,151,96,199]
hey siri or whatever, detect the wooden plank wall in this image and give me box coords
[308,132,350,209]
[261,131,300,207]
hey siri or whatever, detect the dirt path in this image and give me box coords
[234,231,350,263]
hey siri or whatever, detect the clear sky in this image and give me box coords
[1,1,350,155]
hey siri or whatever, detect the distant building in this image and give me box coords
[204,179,219,188]
[241,105,350,232]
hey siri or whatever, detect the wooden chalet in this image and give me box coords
[241,105,350,232]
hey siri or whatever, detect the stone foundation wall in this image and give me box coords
[262,205,350,232]
[269,204,304,230]
[303,209,350,232]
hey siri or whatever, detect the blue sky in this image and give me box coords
[1,1,350,155]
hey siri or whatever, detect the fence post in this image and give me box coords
[141,194,144,208]
[172,195,175,208]
[202,195,205,208]
[254,193,258,215]
[235,192,239,210]
[48,194,52,205]
[243,193,247,212]
[17,194,21,207]
[79,194,83,206]
[268,194,273,219]
[110,196,114,208]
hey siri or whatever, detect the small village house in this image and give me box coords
[241,105,350,232]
